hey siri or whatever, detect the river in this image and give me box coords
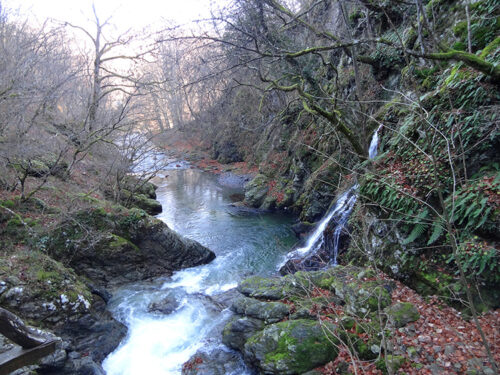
[102,163,297,374]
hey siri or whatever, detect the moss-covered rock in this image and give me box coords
[0,249,126,373]
[116,189,162,215]
[244,174,269,208]
[231,296,291,324]
[385,302,420,327]
[243,319,339,374]
[375,355,406,374]
[181,347,246,375]
[344,282,392,314]
[0,250,92,324]
[47,205,215,286]
[129,192,162,215]
[308,266,392,314]
[122,176,157,199]
[222,316,266,351]
[238,276,293,300]
[39,153,69,177]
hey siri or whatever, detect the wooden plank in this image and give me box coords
[0,340,57,375]
[0,308,46,348]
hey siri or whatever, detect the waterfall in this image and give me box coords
[281,126,382,269]
[330,188,358,265]
[368,125,383,159]
[280,184,358,268]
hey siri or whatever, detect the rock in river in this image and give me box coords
[47,206,216,286]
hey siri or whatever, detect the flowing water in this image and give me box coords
[278,125,382,269]
[368,125,383,159]
[103,165,297,375]
[104,127,383,374]
[278,184,359,268]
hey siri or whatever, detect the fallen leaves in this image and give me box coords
[313,274,499,375]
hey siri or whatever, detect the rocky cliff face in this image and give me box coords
[215,0,500,311]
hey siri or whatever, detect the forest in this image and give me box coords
[0,0,498,374]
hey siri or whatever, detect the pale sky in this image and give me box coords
[2,0,228,33]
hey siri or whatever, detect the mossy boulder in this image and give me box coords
[303,266,392,314]
[122,176,157,199]
[0,250,93,324]
[129,192,162,215]
[244,174,269,208]
[342,331,380,361]
[375,355,406,374]
[222,316,266,351]
[385,302,420,328]
[39,153,69,177]
[119,189,162,215]
[343,282,392,314]
[238,276,293,300]
[231,296,291,324]
[48,206,215,286]
[241,269,342,301]
[0,250,126,373]
[243,319,339,374]
[182,347,246,375]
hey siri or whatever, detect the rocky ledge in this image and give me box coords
[0,198,215,374]
[47,205,215,287]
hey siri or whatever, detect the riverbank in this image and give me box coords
[156,129,258,178]
[192,266,499,375]
[0,154,216,374]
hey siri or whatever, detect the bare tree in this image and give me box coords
[0,9,78,199]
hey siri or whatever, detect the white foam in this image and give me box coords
[278,184,359,269]
[103,306,207,375]
[161,268,209,293]
[205,282,238,296]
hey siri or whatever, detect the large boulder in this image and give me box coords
[0,251,126,375]
[238,276,296,300]
[119,190,162,215]
[182,346,247,375]
[243,319,339,374]
[57,299,127,364]
[148,297,180,315]
[0,251,94,325]
[231,296,290,324]
[102,176,159,214]
[222,316,266,351]
[48,207,215,286]
[384,302,420,328]
[244,174,269,208]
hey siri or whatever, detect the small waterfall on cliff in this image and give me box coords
[368,125,383,159]
[280,126,382,269]
[280,184,359,267]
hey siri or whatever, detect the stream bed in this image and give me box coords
[102,164,297,374]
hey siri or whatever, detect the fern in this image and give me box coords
[427,218,445,245]
[403,222,426,244]
[403,209,429,245]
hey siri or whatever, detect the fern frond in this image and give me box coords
[427,219,445,245]
[403,222,426,244]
